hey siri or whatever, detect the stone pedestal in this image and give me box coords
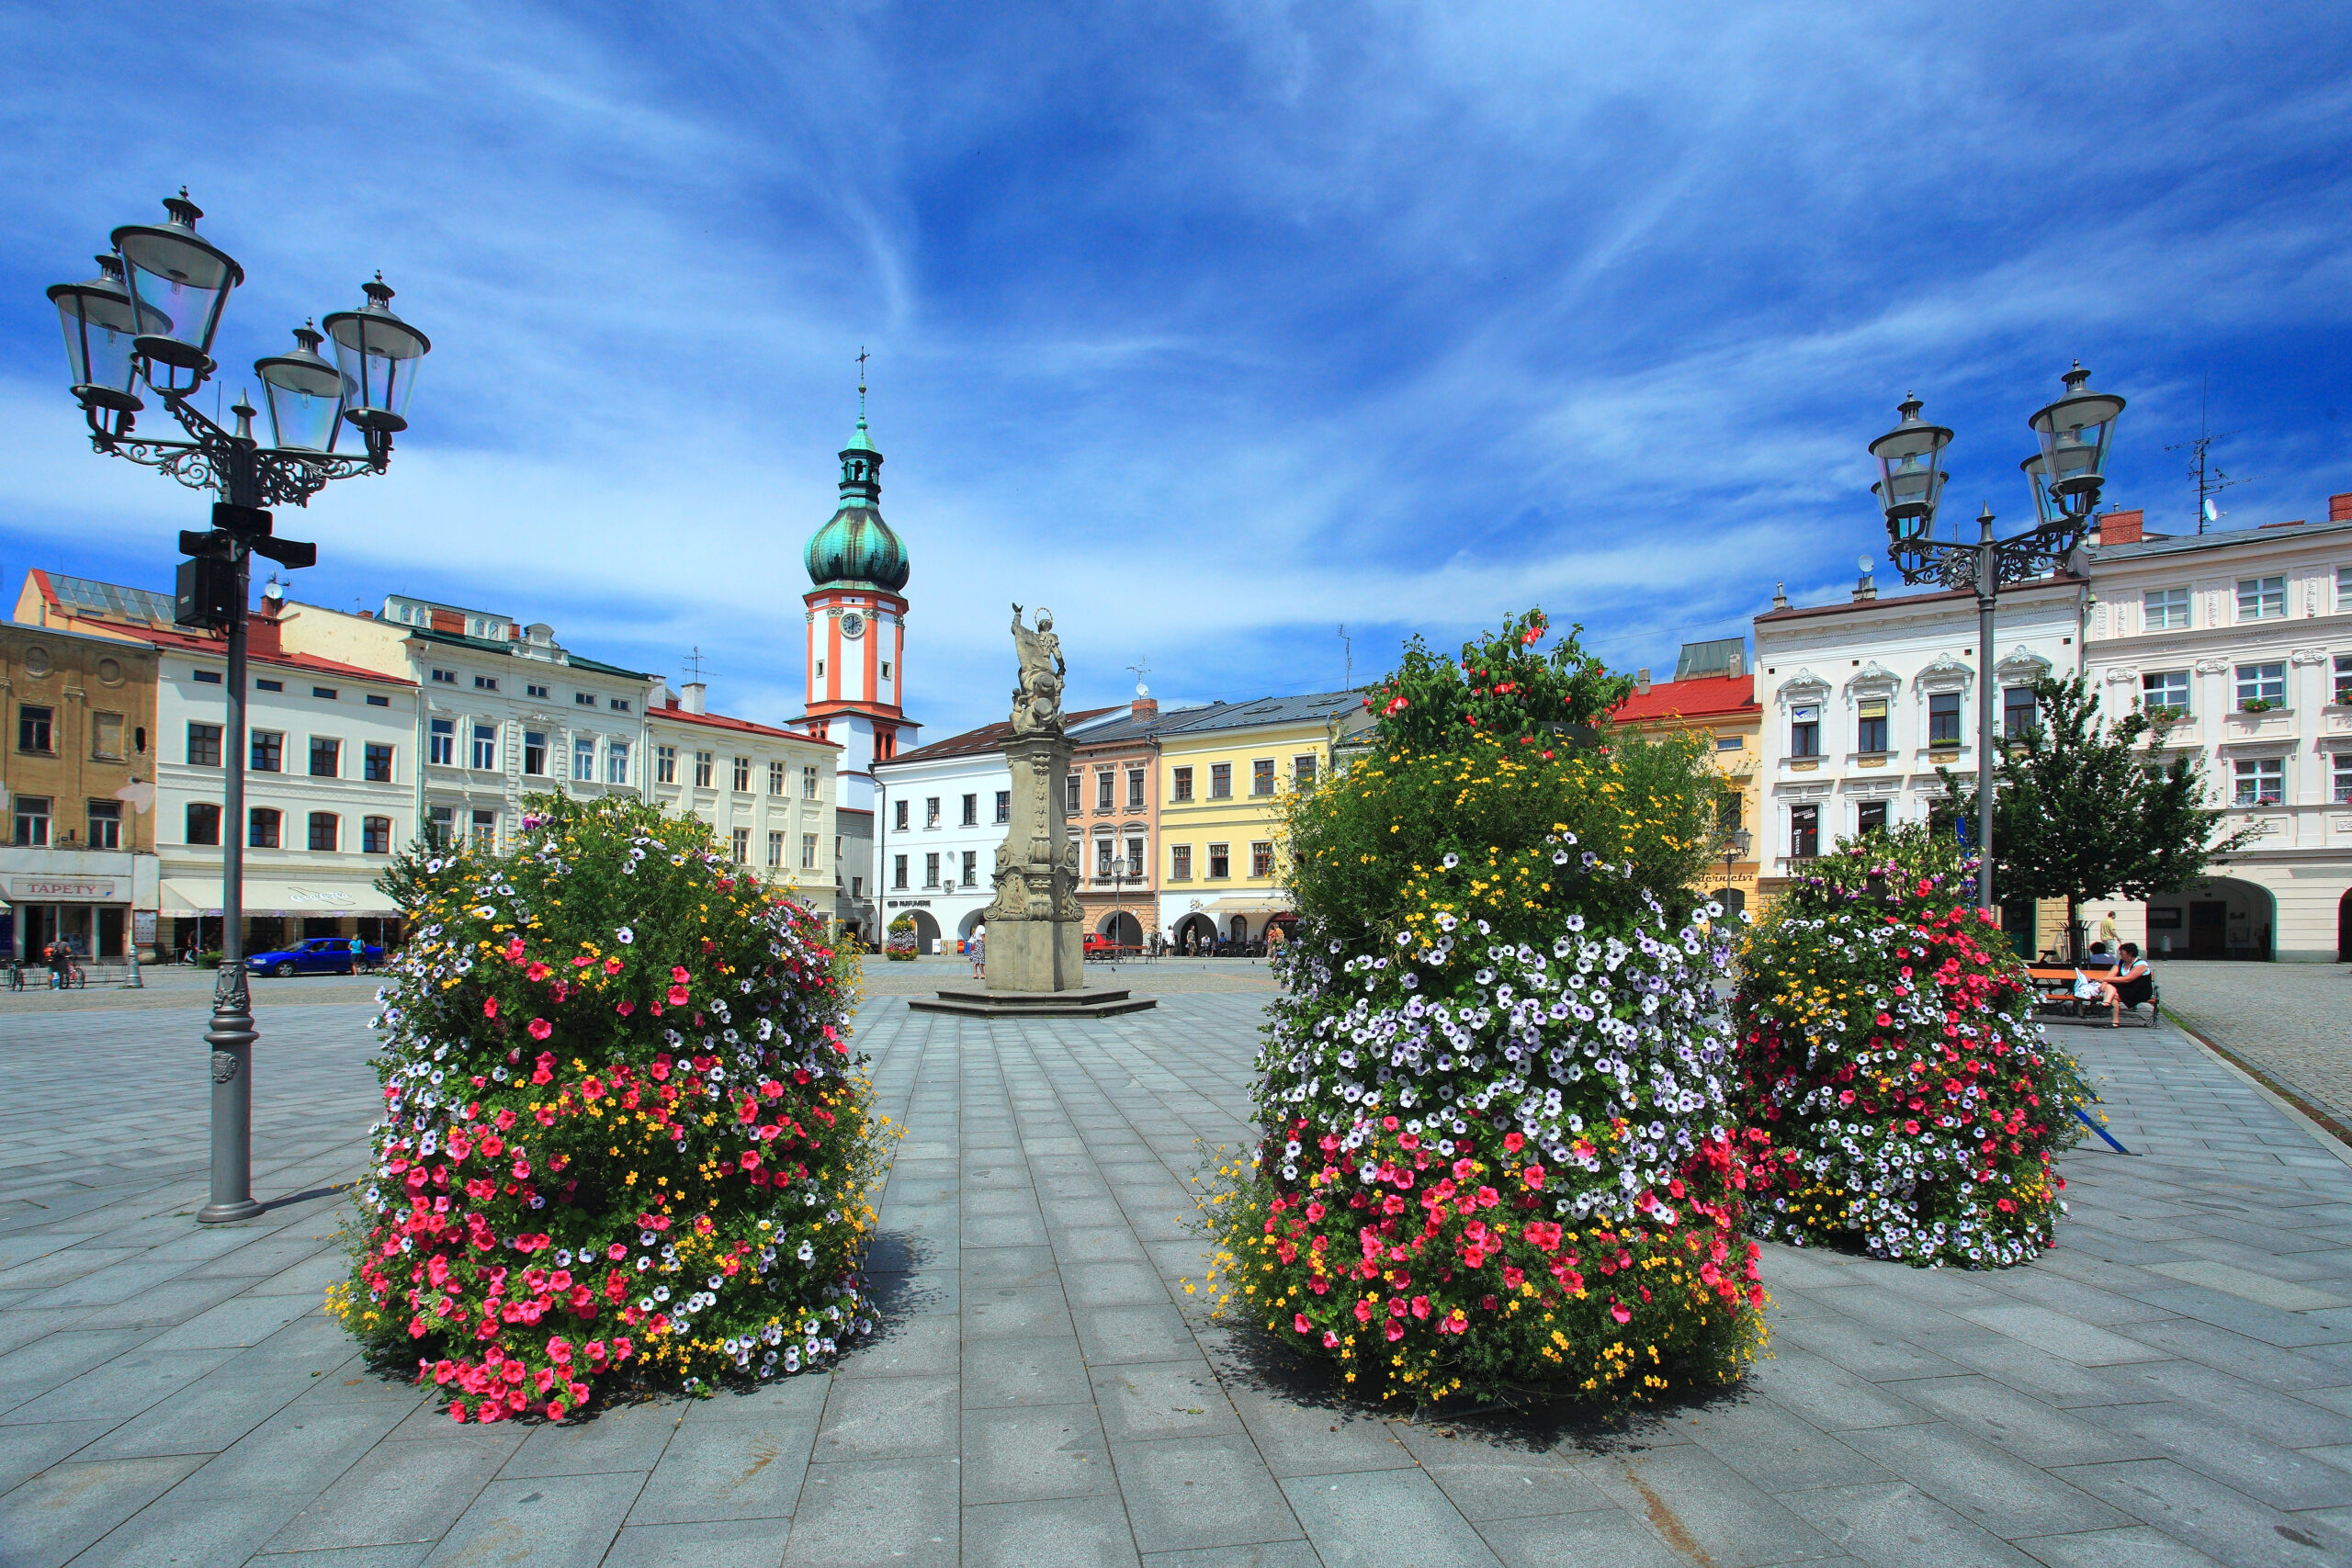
[980,732,1087,993]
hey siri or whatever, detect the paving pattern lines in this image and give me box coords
[2152,960,2352,1131]
[4,991,2352,1564]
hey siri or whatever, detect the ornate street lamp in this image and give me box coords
[48,191,428,1224]
[1871,367,2123,915]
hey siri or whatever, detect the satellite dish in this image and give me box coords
[1857,554,1874,573]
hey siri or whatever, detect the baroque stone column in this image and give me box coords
[982,731,1085,992]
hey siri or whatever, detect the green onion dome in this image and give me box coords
[805,408,910,593]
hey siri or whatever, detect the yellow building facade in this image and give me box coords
[1154,691,1372,950]
[1610,666,1766,916]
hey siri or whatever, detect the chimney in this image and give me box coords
[1771,581,1790,612]
[2095,508,2143,545]
[682,680,707,715]
[1726,649,1744,678]
[1131,686,1158,719]
[1634,668,1651,694]
[646,676,670,708]
[1852,567,1877,602]
[2331,492,2352,523]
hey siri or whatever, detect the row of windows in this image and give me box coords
[181,804,396,853]
[188,723,397,782]
[219,673,393,708]
[1164,755,1317,805]
[428,719,633,784]
[1787,690,2036,758]
[2138,657,2352,715]
[719,828,821,869]
[428,668,632,711]
[1779,751,2352,857]
[2138,569,2352,631]
[899,792,1012,831]
[648,749,821,797]
[12,797,122,849]
[17,704,139,761]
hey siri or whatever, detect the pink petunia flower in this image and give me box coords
[527,1018,552,1040]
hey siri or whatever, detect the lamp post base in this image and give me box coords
[198,967,260,1224]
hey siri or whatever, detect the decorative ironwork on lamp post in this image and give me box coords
[48,191,429,1224]
[1869,365,2123,914]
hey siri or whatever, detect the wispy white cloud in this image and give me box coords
[0,1,2345,743]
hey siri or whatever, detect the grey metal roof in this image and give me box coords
[1673,637,1746,681]
[1158,689,1369,735]
[2087,517,2352,564]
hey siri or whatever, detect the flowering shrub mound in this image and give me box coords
[1200,615,1768,1406]
[1733,828,2087,1268]
[329,795,886,1421]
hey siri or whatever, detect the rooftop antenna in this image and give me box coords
[684,645,711,683]
[1339,624,1351,689]
[2164,375,2247,535]
[1125,655,1151,695]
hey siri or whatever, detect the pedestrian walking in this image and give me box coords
[968,922,985,981]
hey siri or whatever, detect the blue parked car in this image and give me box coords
[245,936,385,977]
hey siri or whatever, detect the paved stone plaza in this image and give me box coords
[2154,961,2352,1129]
[5,978,2352,1566]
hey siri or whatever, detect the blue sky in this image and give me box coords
[2,2,2347,741]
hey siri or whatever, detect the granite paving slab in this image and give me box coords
[3,988,2351,1564]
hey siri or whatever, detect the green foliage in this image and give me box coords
[1363,610,1633,756]
[376,819,457,914]
[1281,729,1723,959]
[1734,826,2088,1268]
[1933,675,2254,948]
[330,794,888,1421]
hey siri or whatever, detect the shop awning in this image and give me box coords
[159,877,402,919]
[1200,897,1293,917]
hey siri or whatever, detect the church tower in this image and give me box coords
[795,377,916,830]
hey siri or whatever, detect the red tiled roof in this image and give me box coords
[1611,672,1758,724]
[885,709,1115,766]
[651,700,840,748]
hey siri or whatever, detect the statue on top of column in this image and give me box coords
[1009,604,1066,737]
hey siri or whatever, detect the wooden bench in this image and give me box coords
[2024,965,2161,1027]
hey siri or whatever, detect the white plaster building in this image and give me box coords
[870,720,1022,953]
[276,595,653,854]
[1752,567,2086,944]
[2076,501,2352,962]
[644,677,842,916]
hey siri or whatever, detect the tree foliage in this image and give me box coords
[1362,610,1634,756]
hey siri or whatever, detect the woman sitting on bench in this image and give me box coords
[2096,942,2154,1027]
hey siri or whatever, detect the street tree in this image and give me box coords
[1933,673,2253,958]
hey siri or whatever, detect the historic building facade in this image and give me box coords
[1154,691,1371,949]
[2077,498,2352,961]
[1752,567,2085,942]
[644,678,841,915]
[791,392,918,942]
[873,707,1116,953]
[1068,691,1168,948]
[0,612,161,964]
[276,595,652,856]
[1611,640,1763,915]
